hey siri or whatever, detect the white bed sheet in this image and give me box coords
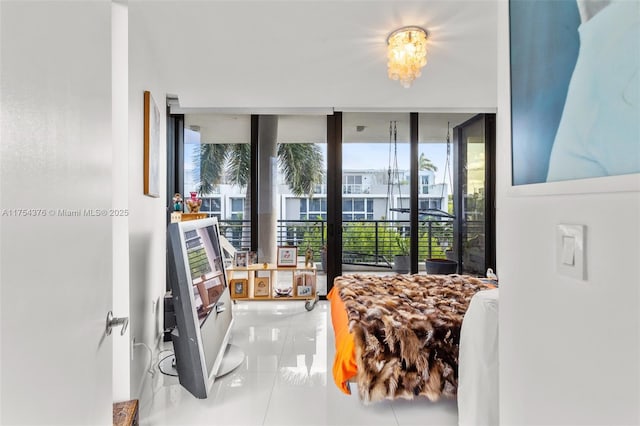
[457,288,499,426]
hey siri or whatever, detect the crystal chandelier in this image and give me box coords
[386,26,428,88]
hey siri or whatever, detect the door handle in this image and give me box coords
[106,311,129,336]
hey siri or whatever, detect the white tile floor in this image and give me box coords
[140,300,459,426]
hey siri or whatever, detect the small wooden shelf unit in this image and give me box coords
[226,263,317,302]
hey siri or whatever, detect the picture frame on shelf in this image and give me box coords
[234,250,248,268]
[277,246,297,267]
[297,285,312,297]
[295,272,315,297]
[254,276,270,298]
[230,278,248,299]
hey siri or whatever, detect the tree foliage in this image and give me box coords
[196,142,324,197]
[419,152,438,172]
[277,143,324,197]
[197,143,228,195]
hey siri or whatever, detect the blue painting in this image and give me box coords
[510,0,639,185]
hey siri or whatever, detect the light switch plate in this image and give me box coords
[556,224,586,280]
[561,236,575,265]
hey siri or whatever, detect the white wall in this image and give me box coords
[496,2,640,425]
[112,0,132,402]
[1,2,114,424]
[128,3,169,400]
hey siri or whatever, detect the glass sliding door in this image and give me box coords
[453,114,496,275]
[417,113,475,270]
[341,112,411,274]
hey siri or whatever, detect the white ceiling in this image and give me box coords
[130,0,498,112]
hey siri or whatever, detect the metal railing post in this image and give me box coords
[374,221,380,265]
[428,220,433,258]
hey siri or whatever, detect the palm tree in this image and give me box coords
[196,141,325,249]
[419,152,438,172]
[197,143,251,194]
[277,143,324,197]
[197,143,235,194]
[198,142,324,196]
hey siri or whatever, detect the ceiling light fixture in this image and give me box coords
[386,26,428,88]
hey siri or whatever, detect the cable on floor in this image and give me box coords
[133,341,156,377]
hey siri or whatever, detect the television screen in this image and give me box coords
[183,226,225,324]
[167,217,233,399]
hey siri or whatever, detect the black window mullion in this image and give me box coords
[250,115,259,252]
[326,112,343,293]
[410,112,419,274]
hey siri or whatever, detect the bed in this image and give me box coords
[328,273,494,404]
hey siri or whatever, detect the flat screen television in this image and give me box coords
[166,217,233,398]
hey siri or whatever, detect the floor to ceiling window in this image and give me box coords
[276,115,327,295]
[341,112,411,273]
[168,109,495,296]
[183,114,252,249]
[418,113,475,268]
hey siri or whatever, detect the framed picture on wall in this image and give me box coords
[143,90,160,197]
[277,246,297,267]
[509,0,639,187]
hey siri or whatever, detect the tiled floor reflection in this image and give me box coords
[140,300,458,426]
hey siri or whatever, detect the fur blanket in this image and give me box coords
[334,273,490,404]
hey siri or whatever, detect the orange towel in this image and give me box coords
[327,286,357,394]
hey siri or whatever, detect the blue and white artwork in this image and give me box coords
[510,0,639,185]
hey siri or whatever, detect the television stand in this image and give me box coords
[216,344,245,377]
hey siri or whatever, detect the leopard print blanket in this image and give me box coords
[334,273,490,404]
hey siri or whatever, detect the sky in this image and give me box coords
[184,129,201,194]
[337,143,452,187]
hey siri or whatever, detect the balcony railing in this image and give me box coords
[215,218,458,269]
